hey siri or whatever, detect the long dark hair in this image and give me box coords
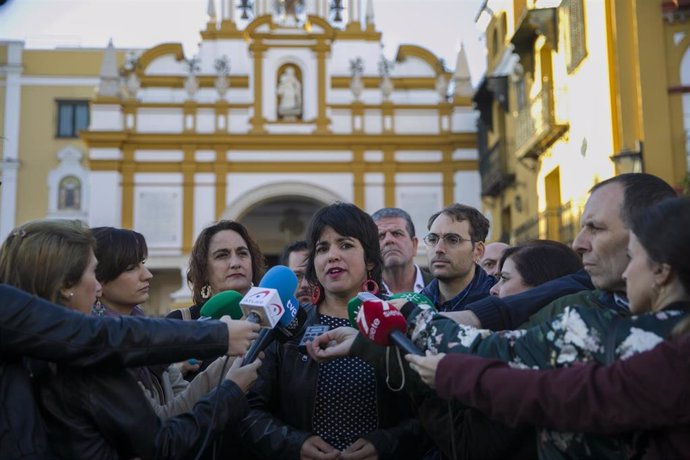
[499,240,582,287]
[305,202,383,301]
[187,220,266,305]
[631,197,690,338]
[632,197,690,298]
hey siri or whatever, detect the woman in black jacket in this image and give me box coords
[241,202,426,460]
[0,283,234,460]
[0,219,261,459]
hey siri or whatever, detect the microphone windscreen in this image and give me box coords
[199,290,244,320]
[347,296,361,328]
[259,265,298,304]
[277,296,299,327]
[388,292,434,309]
[388,292,435,318]
[355,299,407,347]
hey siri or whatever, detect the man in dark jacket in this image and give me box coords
[420,203,495,312]
[399,204,525,460]
[0,283,246,460]
[449,173,678,331]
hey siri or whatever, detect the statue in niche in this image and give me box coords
[277,66,302,120]
[273,0,305,26]
[58,176,81,211]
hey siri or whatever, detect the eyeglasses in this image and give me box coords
[423,233,473,248]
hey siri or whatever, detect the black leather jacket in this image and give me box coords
[0,284,230,460]
[241,304,427,460]
[35,362,247,460]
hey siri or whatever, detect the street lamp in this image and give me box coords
[610,141,644,174]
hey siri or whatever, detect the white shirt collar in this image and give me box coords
[382,264,427,294]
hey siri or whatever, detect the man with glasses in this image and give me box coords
[372,207,433,294]
[280,240,313,305]
[420,203,495,312]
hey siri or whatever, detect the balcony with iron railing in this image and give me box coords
[514,80,569,160]
[479,140,515,197]
[512,200,582,244]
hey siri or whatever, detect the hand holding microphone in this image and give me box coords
[240,265,306,365]
[355,296,424,356]
[306,326,359,362]
[224,355,263,393]
[308,292,428,361]
[405,351,446,389]
[199,290,261,356]
[219,316,261,356]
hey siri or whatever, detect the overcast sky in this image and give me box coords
[0,0,486,84]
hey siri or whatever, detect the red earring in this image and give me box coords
[362,272,379,295]
[311,285,323,305]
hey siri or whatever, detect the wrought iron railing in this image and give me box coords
[515,81,553,156]
[479,140,513,196]
[512,200,583,244]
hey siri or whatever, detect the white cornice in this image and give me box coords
[15,76,99,86]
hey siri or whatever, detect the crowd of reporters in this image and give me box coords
[1,172,689,460]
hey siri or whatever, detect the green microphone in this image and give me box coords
[388,292,434,309]
[347,296,362,328]
[387,292,435,319]
[198,290,244,320]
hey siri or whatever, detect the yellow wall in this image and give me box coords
[22,49,116,76]
[634,1,675,183]
[16,85,94,225]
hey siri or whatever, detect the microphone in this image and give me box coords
[240,265,298,328]
[347,296,362,328]
[259,265,299,307]
[242,296,307,364]
[346,291,382,328]
[355,298,424,356]
[198,290,244,320]
[240,266,300,364]
[387,292,435,318]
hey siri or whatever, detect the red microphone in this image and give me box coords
[355,298,424,356]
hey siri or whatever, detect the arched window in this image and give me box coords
[58,176,82,210]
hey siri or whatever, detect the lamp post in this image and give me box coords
[610,141,644,174]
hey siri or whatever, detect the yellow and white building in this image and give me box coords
[474,0,690,243]
[0,0,480,312]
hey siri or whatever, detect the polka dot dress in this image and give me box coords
[312,314,378,451]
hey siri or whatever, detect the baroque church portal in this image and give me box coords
[1,0,481,312]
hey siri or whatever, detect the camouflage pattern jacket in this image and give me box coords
[406,299,690,459]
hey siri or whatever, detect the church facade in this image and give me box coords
[0,0,480,312]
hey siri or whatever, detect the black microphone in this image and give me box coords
[242,303,308,365]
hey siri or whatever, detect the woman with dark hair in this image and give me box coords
[242,202,424,460]
[93,227,236,420]
[405,197,690,459]
[489,240,583,298]
[0,219,261,459]
[169,220,266,320]
[92,227,152,317]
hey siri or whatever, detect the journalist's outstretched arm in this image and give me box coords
[0,283,229,365]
